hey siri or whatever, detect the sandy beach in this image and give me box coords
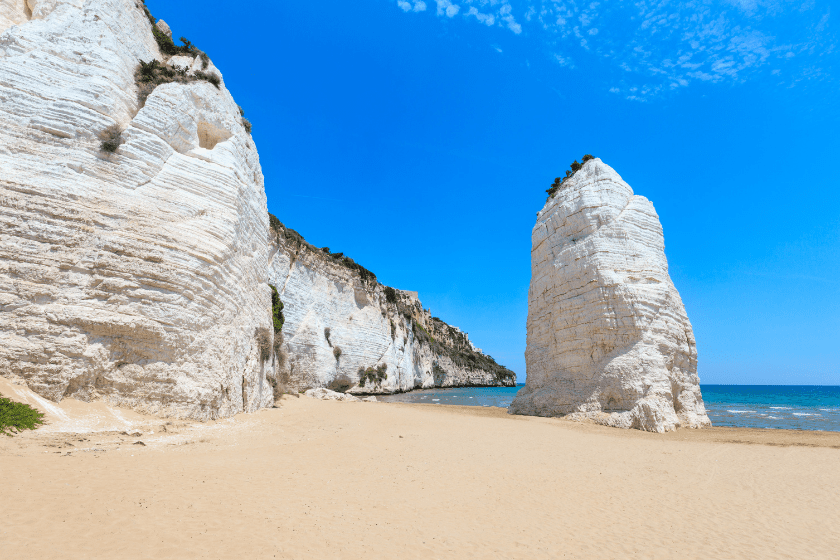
[2,383,839,560]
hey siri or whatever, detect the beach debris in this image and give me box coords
[133,441,146,446]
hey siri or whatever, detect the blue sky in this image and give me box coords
[146,0,839,385]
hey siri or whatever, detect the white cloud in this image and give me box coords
[499,3,523,34]
[554,53,572,67]
[524,6,536,21]
[436,0,460,18]
[467,7,495,26]
[390,0,836,98]
[397,1,426,13]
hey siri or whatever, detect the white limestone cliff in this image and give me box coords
[0,0,274,419]
[509,158,710,432]
[0,0,514,420]
[268,220,517,395]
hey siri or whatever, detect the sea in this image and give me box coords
[377,384,840,432]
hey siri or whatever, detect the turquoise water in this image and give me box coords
[700,385,840,431]
[378,384,840,432]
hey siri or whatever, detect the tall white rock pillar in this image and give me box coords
[509,158,710,432]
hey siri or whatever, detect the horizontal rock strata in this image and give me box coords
[509,158,710,432]
[0,0,273,419]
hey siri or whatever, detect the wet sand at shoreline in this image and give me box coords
[2,388,839,559]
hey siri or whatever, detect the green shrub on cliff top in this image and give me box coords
[135,2,219,107]
[546,154,595,200]
[140,1,203,58]
[267,214,378,286]
[1,395,45,436]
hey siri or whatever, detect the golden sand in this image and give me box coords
[2,381,839,559]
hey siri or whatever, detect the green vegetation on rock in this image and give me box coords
[270,284,285,333]
[135,1,219,107]
[0,395,46,436]
[546,154,595,200]
[140,1,208,60]
[383,286,397,305]
[98,124,124,153]
[359,364,388,389]
[134,59,220,107]
[268,213,377,286]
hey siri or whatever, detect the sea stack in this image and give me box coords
[509,158,710,432]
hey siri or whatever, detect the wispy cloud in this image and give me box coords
[467,7,495,26]
[391,0,836,100]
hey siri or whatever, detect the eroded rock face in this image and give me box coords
[0,0,515,420]
[509,159,710,432]
[0,0,274,419]
[268,222,517,395]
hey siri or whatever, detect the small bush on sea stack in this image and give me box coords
[237,105,252,134]
[1,395,46,436]
[546,154,596,200]
[99,124,124,153]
